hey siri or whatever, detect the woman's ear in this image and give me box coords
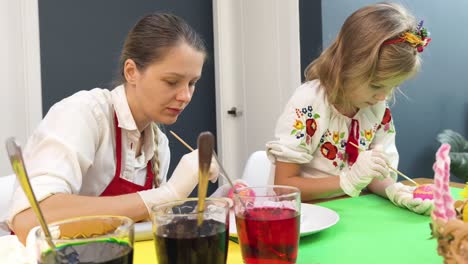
[123,59,139,85]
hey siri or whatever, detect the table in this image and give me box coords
[135,181,463,263]
[402,177,465,188]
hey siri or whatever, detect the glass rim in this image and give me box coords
[151,197,230,216]
[234,185,300,198]
[35,215,134,242]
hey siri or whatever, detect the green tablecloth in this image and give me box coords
[297,188,462,264]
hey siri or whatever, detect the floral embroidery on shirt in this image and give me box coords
[291,105,320,147]
[319,130,347,170]
[359,129,374,147]
[319,122,379,170]
[377,108,395,133]
[320,142,338,160]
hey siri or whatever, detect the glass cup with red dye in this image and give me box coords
[233,185,301,264]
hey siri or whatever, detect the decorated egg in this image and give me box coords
[227,181,255,199]
[412,184,434,200]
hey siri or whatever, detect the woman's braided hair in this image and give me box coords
[151,123,160,187]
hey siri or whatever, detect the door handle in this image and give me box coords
[227,107,241,117]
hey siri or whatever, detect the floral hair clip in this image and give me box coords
[383,20,431,52]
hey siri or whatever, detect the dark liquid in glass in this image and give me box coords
[154,218,228,264]
[236,207,299,264]
[38,238,133,264]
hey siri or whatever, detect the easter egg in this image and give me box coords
[227,182,255,199]
[412,184,434,200]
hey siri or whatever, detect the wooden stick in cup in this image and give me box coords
[347,141,419,186]
[197,132,214,226]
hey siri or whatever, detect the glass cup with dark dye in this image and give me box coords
[233,185,301,264]
[151,198,230,264]
[35,215,134,264]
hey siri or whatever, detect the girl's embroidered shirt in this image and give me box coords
[267,80,398,180]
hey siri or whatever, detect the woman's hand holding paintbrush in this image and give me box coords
[169,130,249,210]
[169,130,235,189]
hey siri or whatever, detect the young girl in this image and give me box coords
[267,3,432,215]
[7,13,218,243]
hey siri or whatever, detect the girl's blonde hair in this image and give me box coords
[305,3,421,110]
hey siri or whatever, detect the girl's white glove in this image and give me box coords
[385,182,433,215]
[339,149,389,197]
[138,150,219,214]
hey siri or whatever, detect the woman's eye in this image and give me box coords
[370,85,383,89]
[165,80,178,86]
[189,81,197,87]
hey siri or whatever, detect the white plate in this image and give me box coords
[229,203,339,237]
[135,221,153,241]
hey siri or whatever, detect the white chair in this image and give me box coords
[241,151,274,186]
[0,174,15,236]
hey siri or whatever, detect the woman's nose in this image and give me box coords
[176,85,193,102]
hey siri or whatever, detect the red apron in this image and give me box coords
[100,113,154,196]
[8,113,153,235]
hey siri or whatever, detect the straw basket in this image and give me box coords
[432,200,468,263]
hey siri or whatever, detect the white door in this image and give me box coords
[0,0,42,175]
[213,0,301,181]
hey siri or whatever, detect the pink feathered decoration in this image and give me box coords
[432,143,455,221]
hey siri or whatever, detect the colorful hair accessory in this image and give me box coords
[382,20,431,53]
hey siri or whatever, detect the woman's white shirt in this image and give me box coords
[6,85,170,224]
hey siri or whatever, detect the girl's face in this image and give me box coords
[126,43,205,128]
[348,76,406,109]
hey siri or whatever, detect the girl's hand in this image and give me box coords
[385,182,433,215]
[339,148,390,197]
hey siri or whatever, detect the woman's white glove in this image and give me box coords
[211,179,251,196]
[138,150,219,214]
[210,179,251,207]
[385,182,433,215]
[0,235,35,264]
[339,149,390,197]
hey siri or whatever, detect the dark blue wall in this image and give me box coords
[299,0,323,82]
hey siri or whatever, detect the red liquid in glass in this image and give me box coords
[236,207,299,264]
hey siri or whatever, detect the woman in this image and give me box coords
[7,13,217,243]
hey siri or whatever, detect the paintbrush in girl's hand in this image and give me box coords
[347,141,418,186]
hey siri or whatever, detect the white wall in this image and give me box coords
[0,0,42,175]
[213,0,301,180]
